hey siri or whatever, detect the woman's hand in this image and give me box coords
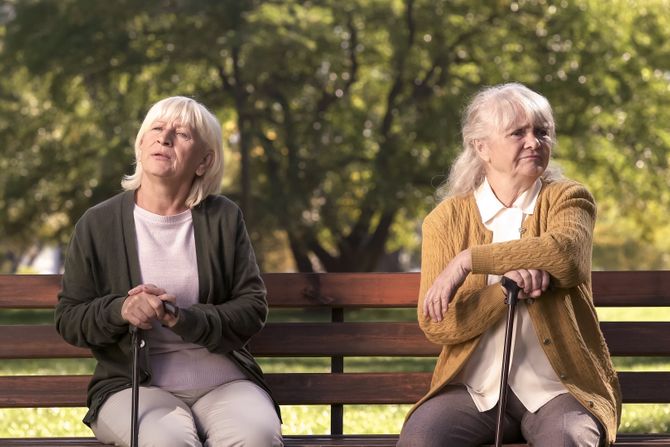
[121,284,178,329]
[502,269,550,299]
[423,249,472,322]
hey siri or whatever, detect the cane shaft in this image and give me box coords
[495,279,520,447]
[131,328,140,447]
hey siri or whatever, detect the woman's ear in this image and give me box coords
[473,139,490,163]
[196,152,213,177]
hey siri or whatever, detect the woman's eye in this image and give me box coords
[177,132,190,138]
[535,128,549,137]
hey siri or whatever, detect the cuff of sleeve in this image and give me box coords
[107,296,129,327]
[169,308,198,342]
[471,245,494,274]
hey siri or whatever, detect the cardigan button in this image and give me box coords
[589,401,595,408]
[560,373,567,380]
[543,338,551,345]
[527,298,535,304]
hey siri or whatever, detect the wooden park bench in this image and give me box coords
[1,271,670,446]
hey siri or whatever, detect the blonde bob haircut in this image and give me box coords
[121,96,224,208]
[436,83,562,201]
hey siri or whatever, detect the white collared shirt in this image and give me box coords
[454,178,568,413]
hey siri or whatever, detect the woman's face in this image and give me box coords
[139,119,211,185]
[476,116,552,185]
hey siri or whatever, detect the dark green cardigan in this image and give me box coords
[55,191,279,425]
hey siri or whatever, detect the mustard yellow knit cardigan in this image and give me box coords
[408,179,621,444]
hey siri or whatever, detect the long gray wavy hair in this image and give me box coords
[436,83,563,201]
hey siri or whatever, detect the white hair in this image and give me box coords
[437,83,562,201]
[121,96,224,208]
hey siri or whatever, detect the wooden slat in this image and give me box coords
[617,372,670,404]
[0,437,403,447]
[263,273,421,307]
[0,325,91,358]
[0,275,62,308]
[268,373,431,405]
[252,322,670,357]
[601,322,670,356]
[0,440,107,447]
[0,373,432,408]
[3,322,670,359]
[3,271,670,309]
[592,271,670,306]
[1,371,669,408]
[0,375,90,407]
[250,323,436,357]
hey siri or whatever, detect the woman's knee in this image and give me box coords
[397,423,443,447]
[194,380,282,447]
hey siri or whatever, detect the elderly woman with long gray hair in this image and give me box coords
[398,83,621,447]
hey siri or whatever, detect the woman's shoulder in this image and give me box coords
[197,194,241,215]
[541,178,595,202]
[77,191,131,224]
[423,194,475,230]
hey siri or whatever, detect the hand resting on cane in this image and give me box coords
[121,284,178,330]
[502,269,550,300]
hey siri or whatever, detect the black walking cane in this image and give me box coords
[130,325,141,447]
[129,301,178,447]
[494,277,522,447]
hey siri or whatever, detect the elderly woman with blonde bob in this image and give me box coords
[398,83,621,446]
[56,96,283,447]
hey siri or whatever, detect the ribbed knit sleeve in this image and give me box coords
[470,181,596,288]
[417,197,507,346]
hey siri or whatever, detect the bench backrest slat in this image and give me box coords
[3,272,670,308]
[3,322,670,359]
[1,371,668,408]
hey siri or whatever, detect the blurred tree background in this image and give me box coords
[0,0,669,273]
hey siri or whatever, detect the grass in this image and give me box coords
[1,307,669,438]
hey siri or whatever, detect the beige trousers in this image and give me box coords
[91,380,283,447]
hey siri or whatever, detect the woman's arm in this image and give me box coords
[55,223,129,348]
[417,212,507,346]
[169,206,267,354]
[471,182,596,287]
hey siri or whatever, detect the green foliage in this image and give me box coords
[1,0,670,271]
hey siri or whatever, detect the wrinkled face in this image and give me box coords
[139,119,211,185]
[476,115,552,184]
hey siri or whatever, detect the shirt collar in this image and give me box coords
[474,178,542,224]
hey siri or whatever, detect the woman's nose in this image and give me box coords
[157,130,173,146]
[525,132,541,149]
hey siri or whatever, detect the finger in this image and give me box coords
[430,297,442,322]
[541,270,550,291]
[527,269,543,295]
[128,285,144,296]
[128,284,165,296]
[139,285,167,297]
[517,269,532,294]
[422,292,431,320]
[425,289,438,321]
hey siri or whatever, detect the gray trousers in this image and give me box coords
[397,385,603,447]
[91,380,283,447]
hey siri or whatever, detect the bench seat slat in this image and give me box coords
[1,372,669,408]
[0,435,668,446]
[3,322,670,358]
